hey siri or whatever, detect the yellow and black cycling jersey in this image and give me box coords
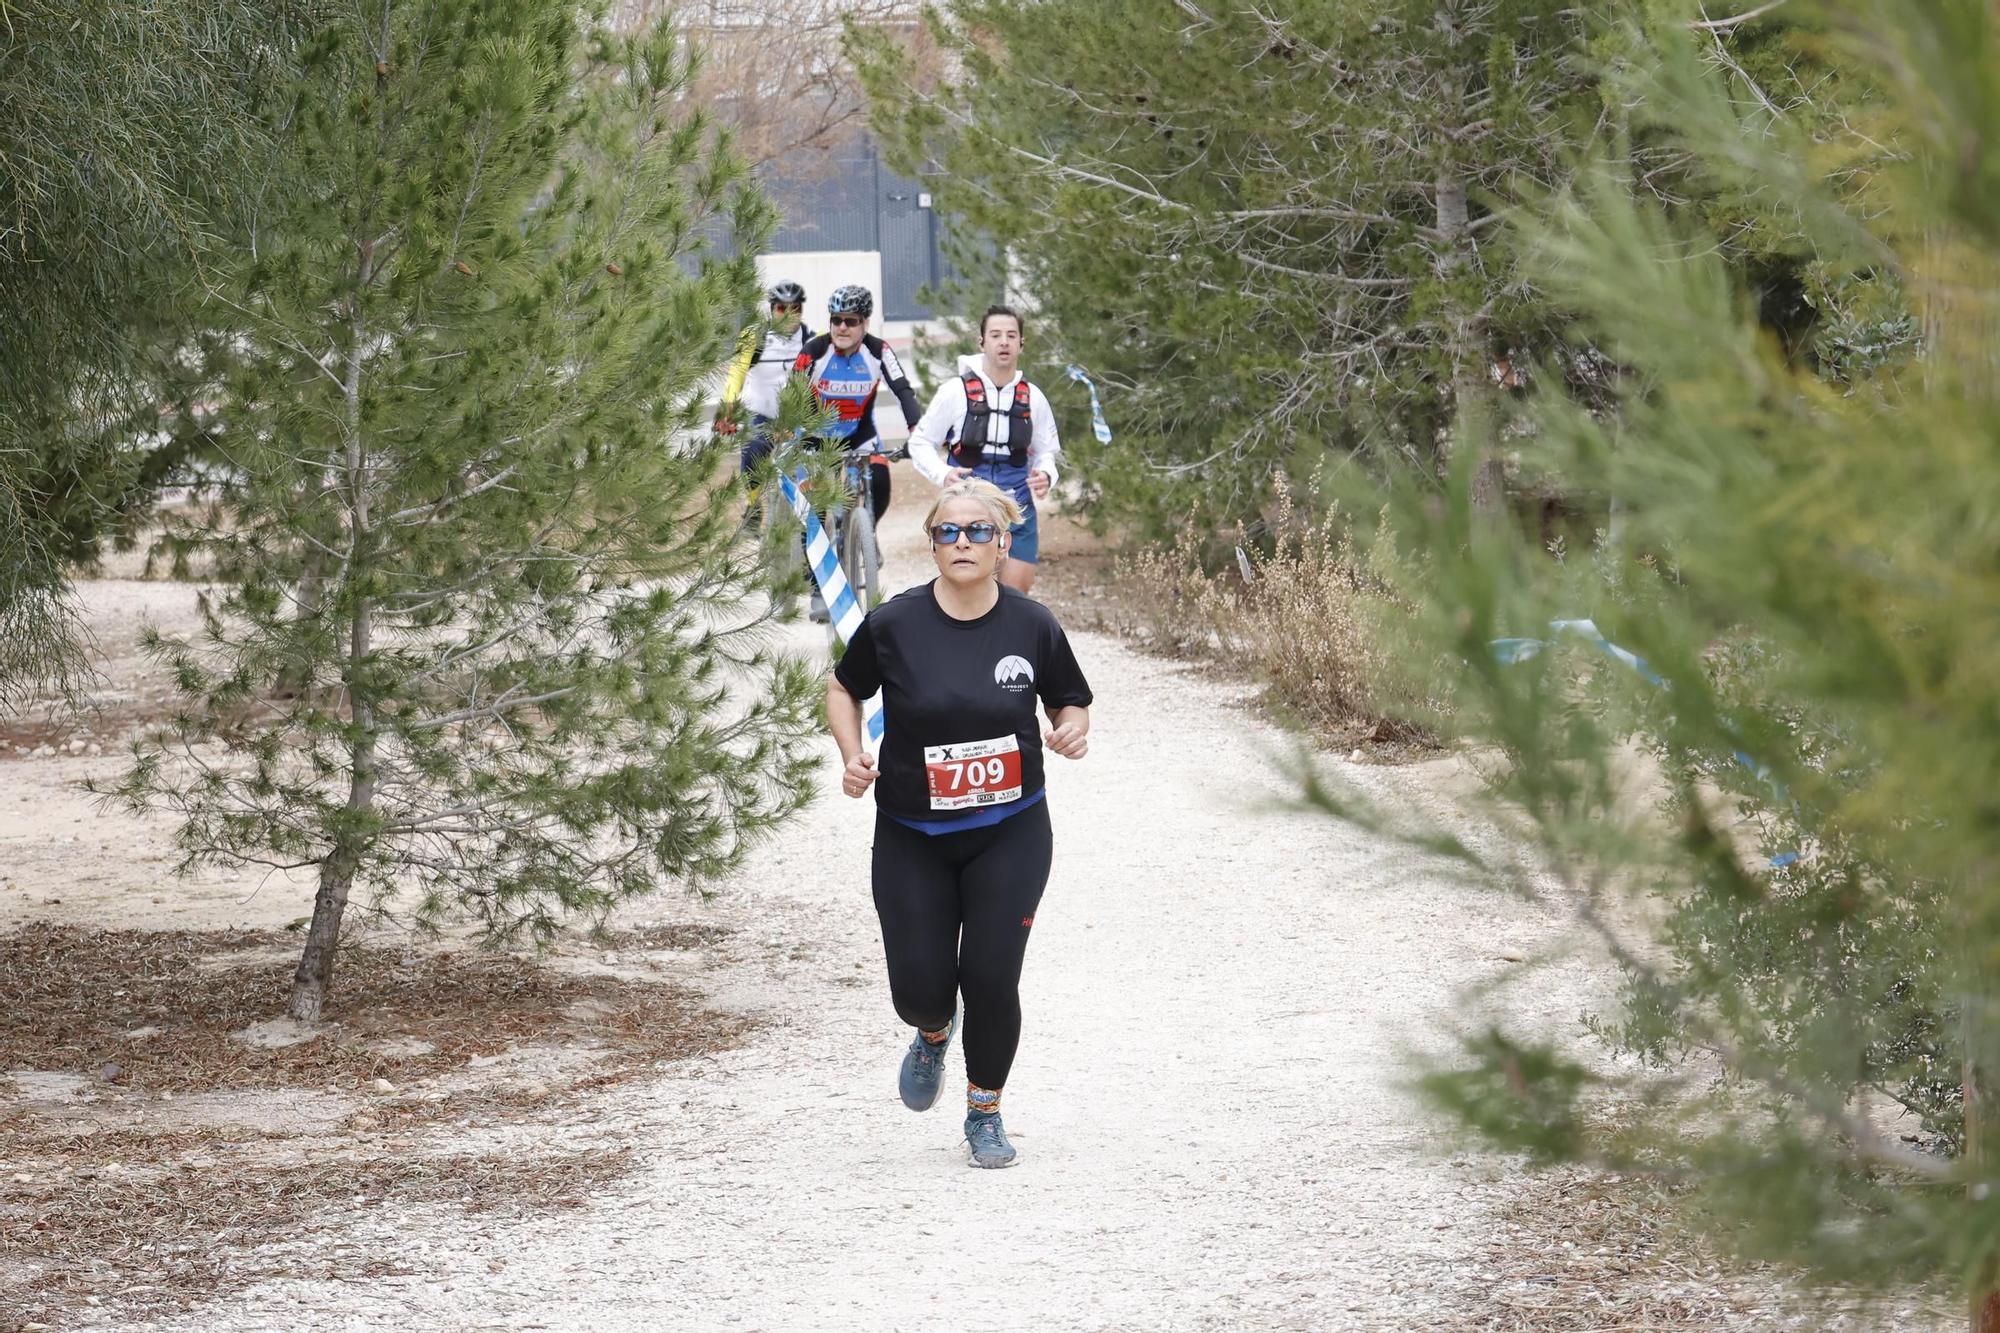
[721,319,813,421]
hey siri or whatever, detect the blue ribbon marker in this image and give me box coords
[1065,364,1115,444]
[778,471,884,746]
[1490,617,1796,868]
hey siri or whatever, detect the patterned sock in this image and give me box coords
[920,1024,951,1045]
[966,1083,1001,1117]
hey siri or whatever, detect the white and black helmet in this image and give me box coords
[767,280,805,306]
[827,284,874,319]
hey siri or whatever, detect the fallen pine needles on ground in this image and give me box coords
[1452,1167,1956,1331]
[0,922,749,1327]
[0,923,740,1095]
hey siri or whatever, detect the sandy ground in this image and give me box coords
[0,469,1943,1331]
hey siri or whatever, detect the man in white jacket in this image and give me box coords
[906,306,1061,594]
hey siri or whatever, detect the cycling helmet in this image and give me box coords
[767,280,805,306]
[827,284,874,319]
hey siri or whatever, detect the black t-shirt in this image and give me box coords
[834,582,1093,823]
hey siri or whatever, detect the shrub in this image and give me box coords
[1114,480,1445,744]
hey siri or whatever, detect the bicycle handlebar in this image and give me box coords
[833,441,909,463]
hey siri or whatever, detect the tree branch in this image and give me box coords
[1689,1,1789,32]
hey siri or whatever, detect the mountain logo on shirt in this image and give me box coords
[993,655,1035,691]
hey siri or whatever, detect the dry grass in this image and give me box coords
[1022,499,1440,753]
[0,922,750,1328]
[1103,487,1447,753]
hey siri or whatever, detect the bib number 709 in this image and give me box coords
[939,757,1009,791]
[923,735,1023,811]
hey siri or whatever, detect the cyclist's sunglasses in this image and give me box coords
[930,521,1001,546]
[828,315,866,329]
[770,301,802,314]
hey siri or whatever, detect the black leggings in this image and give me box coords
[871,800,1053,1091]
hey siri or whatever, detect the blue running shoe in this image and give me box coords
[897,1014,956,1111]
[964,1111,1017,1168]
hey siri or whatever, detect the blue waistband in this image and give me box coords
[887,788,1045,836]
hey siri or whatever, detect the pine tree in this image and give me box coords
[1346,1,2000,1317]
[104,0,821,1021]
[0,0,293,701]
[852,0,1608,535]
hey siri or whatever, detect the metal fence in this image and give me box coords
[757,136,951,321]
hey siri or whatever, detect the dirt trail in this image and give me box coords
[120,661,1583,1332]
[0,472,1606,1332]
[27,470,1858,1333]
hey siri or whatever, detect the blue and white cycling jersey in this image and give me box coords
[793,333,922,449]
[815,348,879,441]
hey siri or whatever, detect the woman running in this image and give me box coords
[825,478,1093,1168]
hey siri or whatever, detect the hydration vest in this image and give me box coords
[949,370,1032,469]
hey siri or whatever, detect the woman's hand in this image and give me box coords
[1045,721,1089,760]
[1045,704,1090,760]
[841,750,879,798]
[825,679,872,798]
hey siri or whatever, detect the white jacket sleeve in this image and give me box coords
[1028,384,1062,487]
[907,378,966,487]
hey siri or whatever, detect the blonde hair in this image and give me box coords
[922,477,1023,535]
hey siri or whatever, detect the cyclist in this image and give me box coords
[826,477,1093,1169]
[791,283,921,529]
[715,280,813,478]
[907,305,1061,595]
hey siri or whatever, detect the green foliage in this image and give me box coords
[853,0,1610,536]
[0,0,294,699]
[102,0,821,1011]
[0,1,281,391]
[1346,0,2000,1297]
[1417,1030,1596,1165]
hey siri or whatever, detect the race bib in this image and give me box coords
[924,735,1023,811]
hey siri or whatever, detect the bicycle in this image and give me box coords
[750,439,906,624]
[821,441,907,621]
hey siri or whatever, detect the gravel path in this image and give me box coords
[87,482,1597,1333]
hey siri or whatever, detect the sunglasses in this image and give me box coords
[829,315,865,329]
[930,521,1001,545]
[770,302,802,314]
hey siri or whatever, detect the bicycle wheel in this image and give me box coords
[839,500,880,613]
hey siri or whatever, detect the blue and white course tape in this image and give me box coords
[1491,617,1794,867]
[1065,364,1114,444]
[778,471,884,746]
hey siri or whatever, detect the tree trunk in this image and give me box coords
[287,594,378,1019]
[288,600,375,1021]
[1436,166,1503,506]
[288,848,358,1021]
[288,235,378,1022]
